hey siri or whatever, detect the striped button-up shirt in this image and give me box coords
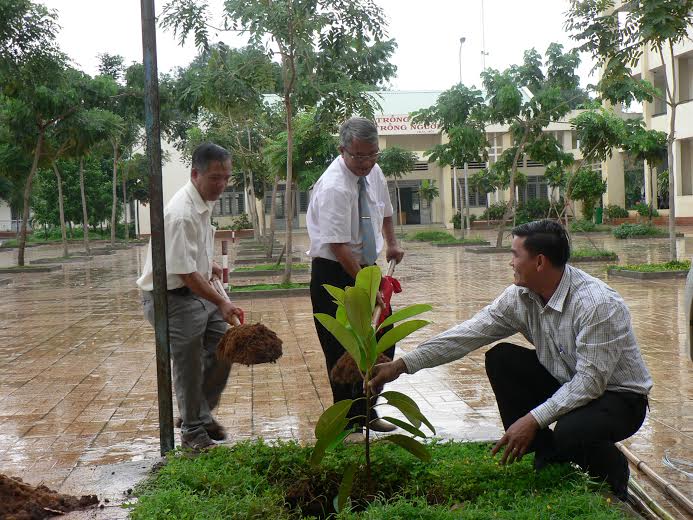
[401,264,653,428]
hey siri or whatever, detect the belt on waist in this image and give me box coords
[167,286,192,296]
[312,257,375,269]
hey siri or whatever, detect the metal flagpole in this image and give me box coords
[140,0,174,455]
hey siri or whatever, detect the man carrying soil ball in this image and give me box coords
[307,117,405,442]
[137,142,245,451]
[370,219,652,500]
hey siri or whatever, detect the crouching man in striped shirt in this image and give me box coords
[369,219,652,500]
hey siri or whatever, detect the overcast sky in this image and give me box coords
[41,0,597,92]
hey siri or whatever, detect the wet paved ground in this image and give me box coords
[0,230,692,518]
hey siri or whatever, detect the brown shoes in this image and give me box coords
[175,418,227,441]
[180,430,216,452]
[205,421,227,441]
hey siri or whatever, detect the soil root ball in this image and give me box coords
[331,353,391,384]
[217,323,283,365]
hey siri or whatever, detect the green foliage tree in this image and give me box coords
[312,266,434,509]
[161,0,397,283]
[570,167,607,221]
[172,44,282,244]
[620,119,667,222]
[378,146,418,236]
[66,107,123,254]
[411,85,488,236]
[566,0,693,259]
[564,107,628,223]
[479,43,584,246]
[1,0,69,264]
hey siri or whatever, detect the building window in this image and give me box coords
[413,162,429,171]
[467,161,485,170]
[488,132,503,164]
[652,67,668,116]
[299,191,309,212]
[571,130,579,151]
[451,179,485,208]
[681,139,693,196]
[518,175,549,205]
[678,54,693,103]
[586,161,602,174]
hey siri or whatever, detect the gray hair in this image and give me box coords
[191,142,231,174]
[339,117,379,148]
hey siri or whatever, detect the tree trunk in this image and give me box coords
[395,178,404,236]
[667,131,676,260]
[496,134,528,247]
[121,169,129,243]
[245,173,259,242]
[665,43,677,261]
[261,180,268,237]
[246,125,260,241]
[52,162,69,258]
[17,131,44,266]
[463,163,471,233]
[267,177,279,258]
[110,141,119,246]
[282,94,295,285]
[456,174,466,239]
[79,156,91,255]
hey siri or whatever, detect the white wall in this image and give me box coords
[136,144,191,236]
[0,201,13,232]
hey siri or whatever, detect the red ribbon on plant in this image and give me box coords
[378,275,402,327]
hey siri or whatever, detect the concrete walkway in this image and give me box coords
[0,230,691,517]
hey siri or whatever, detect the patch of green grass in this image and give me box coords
[406,231,488,245]
[407,231,455,242]
[609,260,690,272]
[612,223,666,239]
[570,220,612,233]
[0,233,136,248]
[572,247,618,260]
[433,235,489,245]
[0,265,55,270]
[234,263,309,272]
[131,440,628,519]
[232,282,309,292]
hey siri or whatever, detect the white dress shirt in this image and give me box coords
[306,156,393,262]
[401,265,653,429]
[136,181,216,291]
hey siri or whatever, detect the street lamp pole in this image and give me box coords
[459,37,471,232]
[452,36,466,223]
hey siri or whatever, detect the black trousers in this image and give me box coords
[485,342,648,496]
[310,257,396,428]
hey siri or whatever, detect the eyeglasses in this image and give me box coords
[343,148,380,162]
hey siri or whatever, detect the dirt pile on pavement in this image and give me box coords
[0,474,98,520]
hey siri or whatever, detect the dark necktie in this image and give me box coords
[358,177,377,265]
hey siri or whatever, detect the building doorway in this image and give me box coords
[398,186,421,225]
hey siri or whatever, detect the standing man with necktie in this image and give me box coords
[307,117,405,441]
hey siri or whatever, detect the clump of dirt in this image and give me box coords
[0,474,98,520]
[331,353,391,384]
[217,323,283,365]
